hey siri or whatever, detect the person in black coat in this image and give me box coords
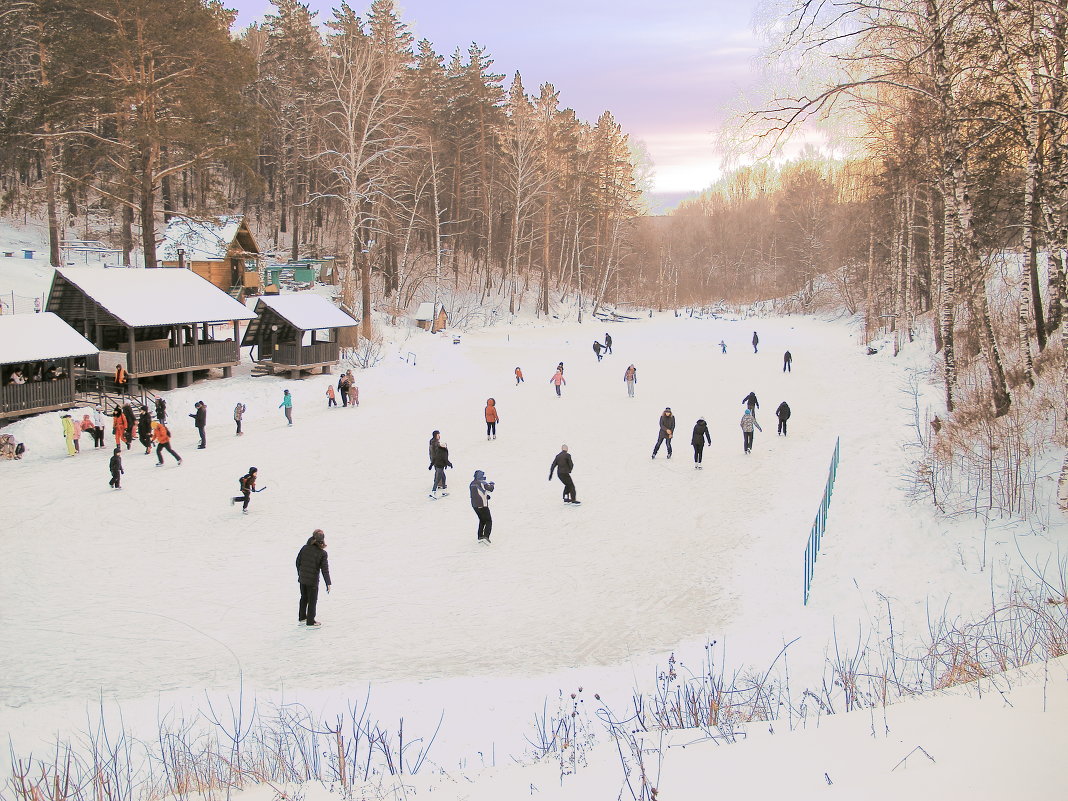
[549,444,579,503]
[122,402,136,448]
[652,407,675,459]
[295,529,332,627]
[108,447,123,489]
[470,470,495,543]
[593,341,603,361]
[742,392,759,416]
[429,441,453,498]
[752,331,759,353]
[691,418,711,468]
[776,401,792,436]
[137,407,153,454]
[190,401,207,448]
[783,351,793,372]
[604,332,613,354]
[154,397,167,424]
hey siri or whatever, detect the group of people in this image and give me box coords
[592,331,614,361]
[5,362,67,385]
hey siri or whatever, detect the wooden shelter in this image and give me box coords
[46,267,256,390]
[0,312,98,419]
[159,215,262,299]
[415,302,448,333]
[242,294,359,379]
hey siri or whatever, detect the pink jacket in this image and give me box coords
[549,372,566,386]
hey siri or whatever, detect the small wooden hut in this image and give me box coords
[159,215,262,299]
[0,312,98,420]
[242,294,359,379]
[46,267,256,390]
[415,302,447,333]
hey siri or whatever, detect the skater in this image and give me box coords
[593,341,603,361]
[429,429,442,464]
[326,385,337,407]
[470,469,495,543]
[338,373,350,407]
[624,364,637,397]
[80,413,96,450]
[234,401,247,435]
[515,366,524,385]
[279,389,293,425]
[154,396,167,424]
[484,398,499,439]
[429,439,453,498]
[112,405,127,449]
[718,340,727,354]
[152,420,182,465]
[122,402,135,448]
[137,406,153,453]
[114,363,127,395]
[691,418,711,468]
[549,368,566,397]
[108,447,124,489]
[604,332,613,354]
[776,401,791,436]
[548,444,579,503]
[752,331,759,353]
[61,413,76,456]
[742,391,759,417]
[91,405,106,448]
[783,350,793,372]
[190,401,207,448]
[295,528,331,627]
[740,408,762,453]
[231,466,263,514]
[652,407,676,459]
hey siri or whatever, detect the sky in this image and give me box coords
[226,0,767,194]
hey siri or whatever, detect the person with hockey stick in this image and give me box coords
[231,466,265,514]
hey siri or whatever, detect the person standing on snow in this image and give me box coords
[152,420,181,466]
[234,401,247,435]
[624,364,637,398]
[549,444,579,504]
[61,414,77,456]
[604,332,613,354]
[742,391,760,417]
[691,418,711,468]
[593,341,604,361]
[783,350,793,372]
[515,366,524,385]
[347,375,359,407]
[429,429,442,464]
[652,407,676,459]
[231,466,264,514]
[718,340,727,353]
[484,398,499,439]
[112,405,127,449]
[752,331,759,353]
[279,389,293,426]
[550,368,566,397]
[326,384,337,408]
[776,401,792,436]
[740,408,762,453]
[470,470,495,543]
[190,401,207,448]
[296,529,331,627]
[338,372,350,407]
[429,440,453,498]
[91,405,106,448]
[154,396,167,424]
[108,447,124,489]
[122,402,135,448]
[137,406,153,453]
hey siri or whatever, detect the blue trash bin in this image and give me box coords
[23,250,34,259]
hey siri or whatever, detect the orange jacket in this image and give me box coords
[484,399,499,422]
[515,367,523,379]
[152,421,171,444]
[113,413,127,434]
[115,365,127,385]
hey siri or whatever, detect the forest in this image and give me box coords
[1,0,1067,509]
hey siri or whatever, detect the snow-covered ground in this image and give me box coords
[1,219,1066,797]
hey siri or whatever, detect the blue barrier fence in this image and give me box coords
[803,437,840,605]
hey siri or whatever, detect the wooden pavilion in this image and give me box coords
[242,294,359,379]
[46,267,256,390]
[0,312,98,420]
[159,215,262,299]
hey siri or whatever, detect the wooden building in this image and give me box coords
[242,294,359,379]
[414,302,448,333]
[46,267,256,390]
[159,215,262,299]
[0,312,98,420]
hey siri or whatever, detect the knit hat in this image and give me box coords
[249,466,257,473]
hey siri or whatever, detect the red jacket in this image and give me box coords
[484,399,499,423]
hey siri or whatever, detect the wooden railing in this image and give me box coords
[0,376,77,416]
[89,342,239,375]
[274,342,339,366]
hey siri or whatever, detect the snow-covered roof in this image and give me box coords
[415,302,441,321]
[0,312,97,364]
[254,294,359,330]
[158,215,255,262]
[53,267,257,326]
